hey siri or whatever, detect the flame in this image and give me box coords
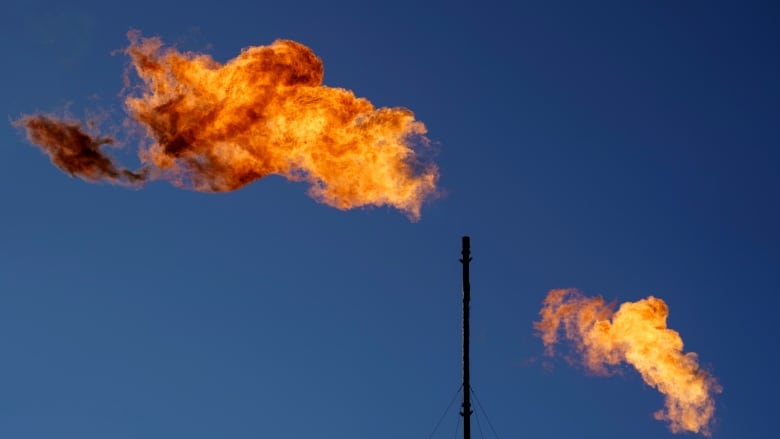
[16,31,438,220]
[535,289,720,436]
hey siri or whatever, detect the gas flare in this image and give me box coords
[535,289,720,436]
[16,31,438,220]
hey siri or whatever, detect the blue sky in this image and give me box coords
[1,0,778,438]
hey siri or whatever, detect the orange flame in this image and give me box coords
[535,289,720,436]
[16,31,438,220]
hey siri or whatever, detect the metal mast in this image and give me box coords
[460,236,472,439]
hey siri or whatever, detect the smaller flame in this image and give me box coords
[535,288,721,436]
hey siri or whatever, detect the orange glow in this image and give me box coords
[535,289,720,436]
[17,31,438,220]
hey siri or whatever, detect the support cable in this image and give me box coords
[473,394,486,439]
[470,387,501,439]
[427,385,463,439]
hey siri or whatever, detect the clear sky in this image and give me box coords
[1,0,778,438]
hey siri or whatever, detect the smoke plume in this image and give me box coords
[15,115,147,184]
[16,31,438,220]
[535,289,720,436]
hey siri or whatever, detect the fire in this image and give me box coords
[16,31,438,220]
[535,289,720,436]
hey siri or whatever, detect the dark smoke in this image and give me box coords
[15,115,147,184]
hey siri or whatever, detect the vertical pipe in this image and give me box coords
[460,236,472,439]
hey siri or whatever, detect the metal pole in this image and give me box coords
[460,236,472,439]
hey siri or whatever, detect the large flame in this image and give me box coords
[535,289,720,436]
[16,31,438,220]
